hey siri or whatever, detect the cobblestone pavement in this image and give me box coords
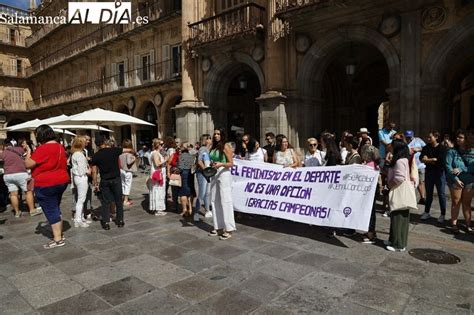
[0,173,473,314]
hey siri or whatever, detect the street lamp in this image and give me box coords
[238,76,247,89]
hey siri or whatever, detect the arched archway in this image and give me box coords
[161,92,181,138]
[137,101,158,146]
[297,25,400,139]
[204,52,264,140]
[118,105,131,143]
[421,12,474,132]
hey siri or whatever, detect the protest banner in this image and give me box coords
[230,160,379,231]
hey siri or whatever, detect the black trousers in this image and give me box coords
[98,177,123,222]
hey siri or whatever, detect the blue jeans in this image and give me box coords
[35,183,68,225]
[424,170,447,215]
[194,172,210,214]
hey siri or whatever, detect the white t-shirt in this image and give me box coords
[303,150,326,167]
[246,148,266,162]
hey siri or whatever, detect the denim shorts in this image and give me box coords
[3,172,29,193]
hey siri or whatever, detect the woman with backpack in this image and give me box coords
[176,142,196,217]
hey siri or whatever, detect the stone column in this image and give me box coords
[131,125,137,150]
[420,85,446,136]
[400,10,422,131]
[386,87,401,126]
[256,91,288,143]
[174,102,211,143]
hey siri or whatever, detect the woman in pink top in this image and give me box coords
[385,139,413,252]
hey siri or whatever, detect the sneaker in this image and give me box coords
[74,221,90,228]
[14,211,22,218]
[29,207,43,217]
[386,246,406,252]
[420,212,431,220]
[362,237,376,244]
[193,213,200,222]
[382,210,390,217]
[43,239,65,249]
[204,211,213,218]
[437,215,445,224]
[418,198,425,205]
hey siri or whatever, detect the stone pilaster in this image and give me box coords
[400,10,422,131]
[420,85,446,136]
[174,101,211,143]
[256,91,288,144]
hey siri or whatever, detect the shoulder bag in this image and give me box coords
[388,164,418,212]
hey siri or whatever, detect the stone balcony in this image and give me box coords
[0,63,27,78]
[275,0,345,19]
[188,2,265,49]
[26,59,181,110]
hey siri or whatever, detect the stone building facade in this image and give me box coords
[1,0,474,148]
[180,0,474,147]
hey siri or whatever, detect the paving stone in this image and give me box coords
[0,243,30,264]
[126,221,159,231]
[265,284,337,314]
[180,238,216,251]
[67,231,112,245]
[320,259,367,280]
[193,288,261,314]
[54,255,108,276]
[116,289,190,314]
[37,291,112,314]
[9,266,69,290]
[171,252,225,273]
[204,244,248,260]
[256,257,316,284]
[72,265,131,290]
[254,243,299,259]
[299,271,356,297]
[224,235,271,250]
[0,276,17,297]
[95,244,144,263]
[164,275,223,303]
[149,245,189,261]
[39,245,89,264]
[283,251,332,268]
[0,292,36,315]
[157,231,199,245]
[198,264,254,288]
[228,251,277,272]
[403,297,471,314]
[235,273,291,302]
[0,254,51,277]
[92,276,155,306]
[20,279,85,309]
[347,282,410,314]
[327,301,387,315]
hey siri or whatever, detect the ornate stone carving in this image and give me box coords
[422,6,447,30]
[251,46,264,62]
[201,58,212,72]
[295,34,311,53]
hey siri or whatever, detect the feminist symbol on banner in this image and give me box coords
[343,207,352,218]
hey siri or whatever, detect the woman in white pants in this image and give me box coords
[149,138,167,216]
[71,136,91,228]
[209,128,235,240]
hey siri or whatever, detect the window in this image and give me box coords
[118,62,125,87]
[9,29,15,45]
[171,45,181,75]
[142,54,150,81]
[16,59,22,77]
[11,89,24,106]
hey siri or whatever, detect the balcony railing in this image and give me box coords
[27,59,181,110]
[0,98,27,111]
[0,31,27,47]
[25,8,67,47]
[275,0,337,15]
[0,63,27,78]
[26,1,181,77]
[188,2,265,48]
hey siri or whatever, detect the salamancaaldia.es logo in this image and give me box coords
[68,0,147,24]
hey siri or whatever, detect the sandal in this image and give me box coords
[208,230,218,236]
[43,239,65,249]
[219,232,232,240]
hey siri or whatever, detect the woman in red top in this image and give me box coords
[25,125,69,249]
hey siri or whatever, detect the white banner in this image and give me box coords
[230,160,379,231]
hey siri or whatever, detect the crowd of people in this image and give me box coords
[0,123,472,251]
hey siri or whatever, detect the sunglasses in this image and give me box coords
[309,144,317,147]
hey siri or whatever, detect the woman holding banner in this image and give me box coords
[385,139,417,252]
[209,128,235,240]
[273,136,300,167]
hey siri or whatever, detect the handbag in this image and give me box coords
[169,173,182,187]
[389,180,418,211]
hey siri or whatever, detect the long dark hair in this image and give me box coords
[389,139,410,167]
[247,138,258,153]
[454,129,466,152]
[35,125,56,144]
[211,127,227,155]
[322,134,342,165]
